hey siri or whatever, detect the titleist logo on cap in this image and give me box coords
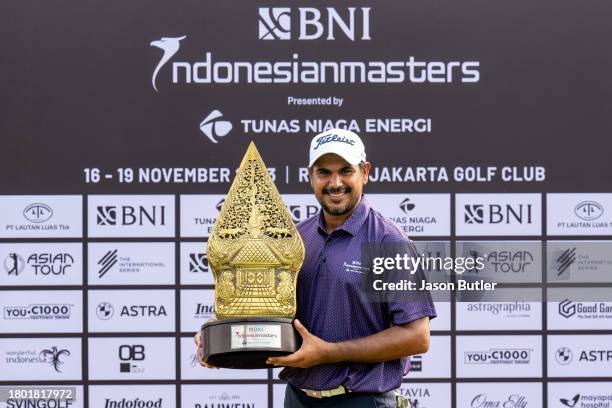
[313,134,356,150]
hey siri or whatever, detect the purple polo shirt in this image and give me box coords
[279,195,436,393]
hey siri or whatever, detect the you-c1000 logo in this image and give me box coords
[258,7,371,41]
[96,206,166,226]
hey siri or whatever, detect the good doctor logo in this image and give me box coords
[464,348,532,364]
[258,7,371,41]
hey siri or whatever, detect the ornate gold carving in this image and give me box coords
[208,142,305,319]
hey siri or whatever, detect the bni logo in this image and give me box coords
[258,7,372,41]
[259,8,291,40]
[96,205,166,226]
[189,253,208,273]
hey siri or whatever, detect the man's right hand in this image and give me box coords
[194,329,219,369]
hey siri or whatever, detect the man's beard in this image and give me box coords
[318,186,360,216]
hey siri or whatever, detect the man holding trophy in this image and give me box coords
[195,129,436,407]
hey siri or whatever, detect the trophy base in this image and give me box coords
[201,317,300,369]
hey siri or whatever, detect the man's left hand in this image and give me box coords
[266,319,332,368]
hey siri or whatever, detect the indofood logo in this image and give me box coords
[574,201,604,221]
[104,398,163,408]
[258,7,371,41]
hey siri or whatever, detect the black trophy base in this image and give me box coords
[201,317,300,369]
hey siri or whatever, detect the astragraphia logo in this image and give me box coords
[466,301,531,316]
[96,205,166,227]
[259,8,291,40]
[464,348,531,364]
[3,304,73,320]
[4,253,25,275]
[575,201,604,221]
[470,394,528,408]
[23,203,53,223]
[199,109,232,143]
[104,398,163,408]
[189,253,208,273]
[464,203,533,225]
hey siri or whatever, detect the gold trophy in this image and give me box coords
[201,142,305,369]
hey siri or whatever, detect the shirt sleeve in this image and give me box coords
[380,239,437,326]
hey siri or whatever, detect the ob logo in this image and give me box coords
[559,299,576,318]
[199,110,232,144]
[119,344,145,361]
[259,8,291,40]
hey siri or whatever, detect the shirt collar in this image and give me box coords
[317,195,370,236]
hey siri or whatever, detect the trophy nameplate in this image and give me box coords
[201,142,305,369]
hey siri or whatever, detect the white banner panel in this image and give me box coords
[180,242,213,285]
[88,290,175,333]
[547,193,612,235]
[456,288,542,331]
[0,243,82,286]
[89,385,175,408]
[0,386,84,408]
[0,290,82,333]
[404,335,451,379]
[89,337,175,380]
[457,382,542,408]
[548,288,612,330]
[455,194,541,236]
[180,194,225,237]
[0,337,81,380]
[548,382,612,407]
[181,384,267,408]
[548,335,612,377]
[456,335,542,378]
[88,242,174,285]
[180,337,267,380]
[367,194,451,236]
[547,241,612,283]
[180,289,215,332]
[0,195,82,238]
[88,195,175,238]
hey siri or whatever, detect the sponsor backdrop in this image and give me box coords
[2,0,612,407]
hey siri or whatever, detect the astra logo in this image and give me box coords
[40,346,71,372]
[23,203,53,223]
[464,204,532,225]
[96,206,166,226]
[189,253,208,273]
[98,249,118,278]
[556,248,576,276]
[556,347,573,365]
[575,201,604,221]
[258,7,371,41]
[399,198,416,214]
[150,35,186,92]
[559,299,576,318]
[199,109,232,143]
[4,253,24,275]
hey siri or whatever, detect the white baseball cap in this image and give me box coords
[308,128,366,167]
